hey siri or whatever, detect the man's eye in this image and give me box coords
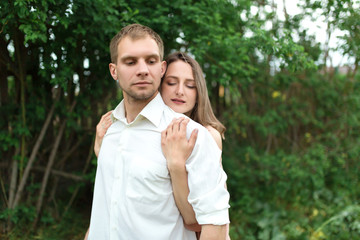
[148,59,156,64]
[126,61,135,65]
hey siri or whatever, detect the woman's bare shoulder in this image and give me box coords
[205,125,222,150]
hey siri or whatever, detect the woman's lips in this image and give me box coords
[171,98,185,104]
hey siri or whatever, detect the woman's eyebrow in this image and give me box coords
[164,75,179,79]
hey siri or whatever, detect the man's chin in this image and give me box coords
[125,90,158,101]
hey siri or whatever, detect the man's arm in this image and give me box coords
[200,224,227,240]
[185,123,230,234]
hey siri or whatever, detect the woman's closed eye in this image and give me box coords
[165,80,177,86]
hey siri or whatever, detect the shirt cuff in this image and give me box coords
[196,208,230,225]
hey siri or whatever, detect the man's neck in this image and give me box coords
[123,93,157,123]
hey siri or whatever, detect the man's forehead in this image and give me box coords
[117,36,160,58]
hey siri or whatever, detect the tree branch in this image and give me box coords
[33,100,76,228]
[32,166,86,182]
[11,91,60,209]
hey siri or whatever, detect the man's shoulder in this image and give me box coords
[162,105,187,123]
[162,106,204,127]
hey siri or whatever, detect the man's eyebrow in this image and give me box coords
[146,54,160,61]
[120,55,136,61]
[120,54,160,61]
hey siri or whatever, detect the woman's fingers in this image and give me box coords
[161,117,198,164]
[100,110,112,121]
[179,118,189,132]
[161,128,167,145]
[188,128,198,148]
[166,118,176,134]
[172,117,186,133]
[100,111,113,129]
[96,111,114,139]
[166,117,192,138]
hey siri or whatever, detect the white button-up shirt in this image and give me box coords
[88,93,230,240]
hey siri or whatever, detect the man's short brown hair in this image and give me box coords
[109,24,164,63]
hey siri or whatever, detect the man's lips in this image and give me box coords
[133,81,151,87]
[171,98,185,104]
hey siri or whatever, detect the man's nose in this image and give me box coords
[136,60,149,77]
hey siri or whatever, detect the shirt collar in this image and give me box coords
[111,93,165,127]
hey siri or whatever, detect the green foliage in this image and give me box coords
[311,205,360,240]
[223,70,360,239]
[0,205,36,225]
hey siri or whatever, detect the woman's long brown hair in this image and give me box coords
[162,52,226,138]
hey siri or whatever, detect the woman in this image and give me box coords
[94,52,229,239]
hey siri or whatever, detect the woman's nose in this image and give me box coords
[176,85,184,96]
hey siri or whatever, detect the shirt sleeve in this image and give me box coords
[185,124,230,225]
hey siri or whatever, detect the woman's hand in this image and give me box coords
[161,117,200,228]
[161,117,198,171]
[94,111,113,157]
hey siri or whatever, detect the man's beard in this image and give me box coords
[124,88,157,101]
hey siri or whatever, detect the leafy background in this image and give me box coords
[0,0,359,239]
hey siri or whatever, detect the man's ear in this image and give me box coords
[160,61,167,77]
[109,63,117,80]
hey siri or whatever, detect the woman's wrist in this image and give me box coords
[167,159,187,173]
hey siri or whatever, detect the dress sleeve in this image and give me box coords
[185,125,230,225]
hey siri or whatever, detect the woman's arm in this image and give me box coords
[205,126,222,150]
[94,111,113,157]
[161,118,199,227]
[162,119,230,239]
[206,126,231,240]
[200,224,227,240]
[84,228,89,240]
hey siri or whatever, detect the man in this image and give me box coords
[87,23,230,240]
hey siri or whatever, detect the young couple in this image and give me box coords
[86,24,230,240]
